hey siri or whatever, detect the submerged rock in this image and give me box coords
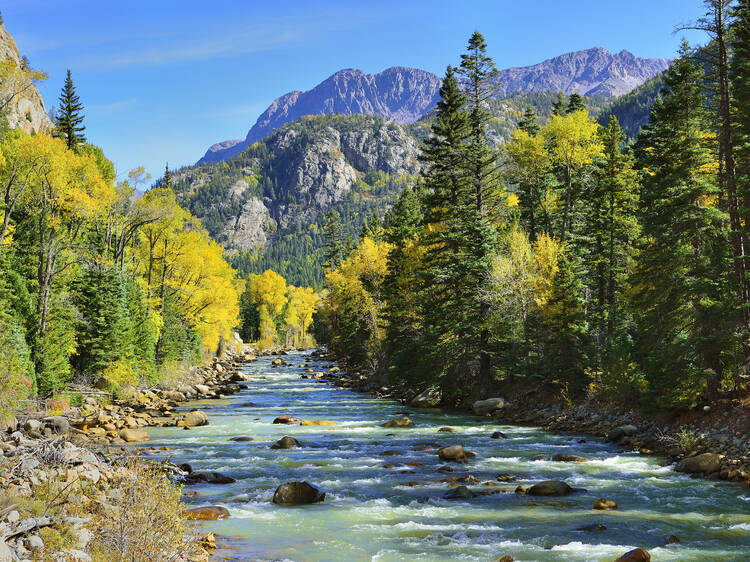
[271,436,301,450]
[593,498,617,510]
[574,523,607,532]
[496,474,516,482]
[229,436,254,442]
[491,431,507,439]
[552,454,587,463]
[300,420,337,426]
[444,485,475,499]
[272,481,325,505]
[381,417,414,428]
[273,416,300,425]
[527,481,574,496]
[188,471,236,484]
[184,506,230,520]
[438,427,457,433]
[664,535,681,545]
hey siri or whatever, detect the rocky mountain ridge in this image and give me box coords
[0,23,52,134]
[199,47,670,164]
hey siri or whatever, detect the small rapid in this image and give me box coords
[144,351,750,561]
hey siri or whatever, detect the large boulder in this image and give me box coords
[272,482,325,505]
[437,445,467,462]
[552,454,587,463]
[444,485,475,499]
[271,436,301,450]
[411,387,442,408]
[614,548,650,562]
[177,410,209,428]
[119,428,148,442]
[527,480,574,496]
[472,398,505,416]
[608,424,638,442]
[593,498,618,510]
[184,506,230,520]
[381,417,413,428]
[43,416,70,434]
[675,452,723,474]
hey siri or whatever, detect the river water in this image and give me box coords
[143,351,750,561]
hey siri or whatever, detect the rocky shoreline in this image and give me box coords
[311,349,750,491]
[0,347,257,561]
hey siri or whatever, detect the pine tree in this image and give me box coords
[632,42,729,404]
[53,70,86,151]
[552,91,568,116]
[518,106,540,135]
[323,209,346,269]
[566,92,586,113]
[164,162,172,190]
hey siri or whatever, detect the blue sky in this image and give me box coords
[4,0,706,183]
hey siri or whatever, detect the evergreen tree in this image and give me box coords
[518,106,540,135]
[323,209,347,269]
[566,92,586,113]
[164,162,172,190]
[552,91,568,116]
[582,115,639,358]
[53,70,86,151]
[458,30,502,386]
[632,42,729,404]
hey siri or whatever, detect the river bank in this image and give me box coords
[0,346,260,560]
[317,350,750,490]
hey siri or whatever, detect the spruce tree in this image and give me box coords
[552,91,568,116]
[632,42,729,404]
[323,209,346,269]
[164,162,172,190]
[566,92,586,113]
[53,70,86,151]
[519,106,540,135]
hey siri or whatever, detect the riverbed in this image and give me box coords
[144,351,750,561]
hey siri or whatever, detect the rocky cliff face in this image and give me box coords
[199,48,670,165]
[494,47,671,98]
[0,24,52,134]
[199,67,441,164]
[173,114,419,253]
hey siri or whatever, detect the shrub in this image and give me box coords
[676,427,701,452]
[89,459,197,561]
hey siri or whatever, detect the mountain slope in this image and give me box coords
[199,47,670,164]
[199,67,440,163]
[0,23,52,134]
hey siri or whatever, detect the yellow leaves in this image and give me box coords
[249,269,288,317]
[542,109,603,171]
[531,233,564,307]
[507,193,519,208]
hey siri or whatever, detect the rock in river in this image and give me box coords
[381,417,413,428]
[119,428,148,442]
[272,481,325,505]
[273,416,300,425]
[593,498,617,510]
[437,445,467,462]
[444,485,475,499]
[177,410,209,428]
[300,420,337,426]
[675,453,723,475]
[229,436,254,442]
[614,547,650,562]
[271,436,301,450]
[527,481,574,496]
[184,506,230,520]
[472,397,505,416]
[552,454,587,462]
[491,431,507,439]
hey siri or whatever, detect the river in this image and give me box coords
[143,350,750,561]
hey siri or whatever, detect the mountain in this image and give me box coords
[0,23,52,134]
[494,47,671,98]
[199,48,670,164]
[199,67,441,163]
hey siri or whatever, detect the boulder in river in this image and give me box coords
[271,358,284,366]
[614,547,650,562]
[443,485,475,499]
[593,498,617,510]
[273,416,300,425]
[491,431,507,439]
[271,436,301,450]
[188,471,236,484]
[472,397,505,416]
[272,481,325,505]
[496,474,516,482]
[300,420,337,426]
[438,427,457,433]
[410,387,442,408]
[229,436,254,442]
[663,535,681,545]
[184,506,230,520]
[552,454,587,463]
[574,523,607,532]
[437,445,467,462]
[177,410,209,428]
[527,480,574,496]
[675,452,723,475]
[119,428,148,442]
[381,417,413,428]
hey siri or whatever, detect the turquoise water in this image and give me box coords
[144,351,750,561]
